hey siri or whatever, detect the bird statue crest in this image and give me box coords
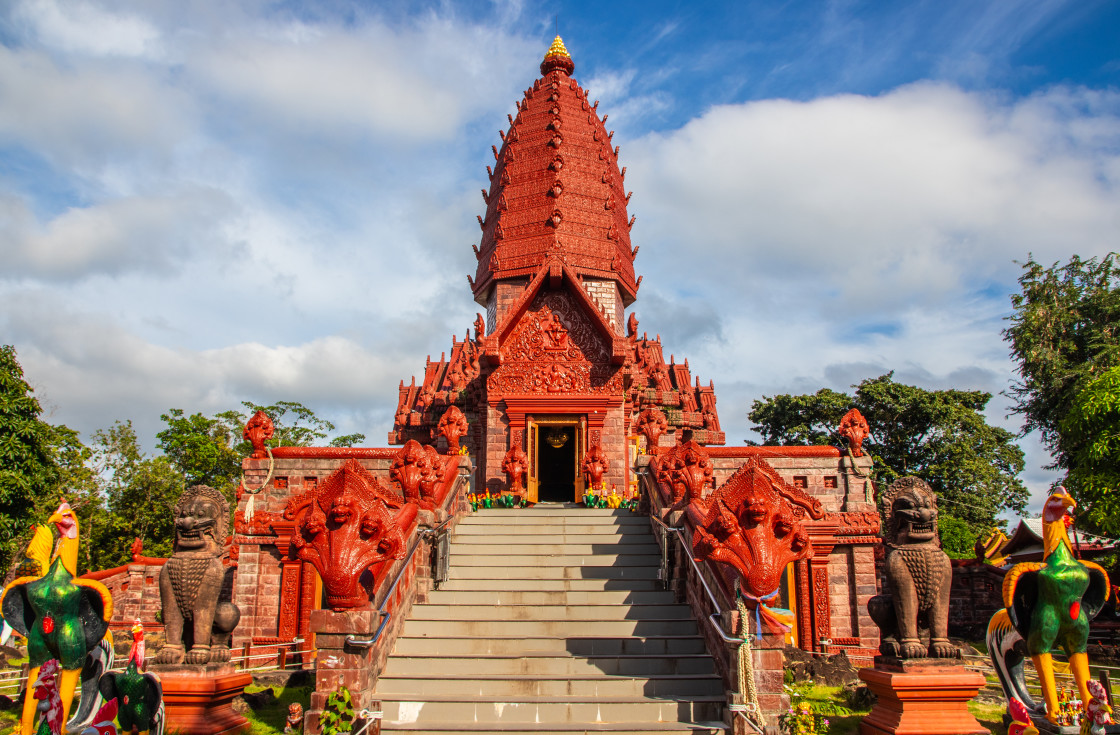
[1008,697,1040,735]
[99,619,165,735]
[32,659,65,735]
[987,487,1111,726]
[1083,680,1115,735]
[79,699,119,735]
[1,502,115,735]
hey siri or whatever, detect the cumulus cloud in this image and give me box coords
[11,0,163,59]
[626,83,1120,317]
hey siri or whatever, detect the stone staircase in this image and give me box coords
[378,506,727,734]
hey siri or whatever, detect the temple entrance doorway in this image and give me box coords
[527,417,585,503]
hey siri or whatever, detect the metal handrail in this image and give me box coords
[648,514,745,644]
[346,478,466,649]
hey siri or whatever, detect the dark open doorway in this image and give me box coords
[538,425,577,502]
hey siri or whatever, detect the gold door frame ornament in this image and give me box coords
[526,414,586,503]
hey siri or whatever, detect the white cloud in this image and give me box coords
[12,0,163,59]
[626,83,1120,316]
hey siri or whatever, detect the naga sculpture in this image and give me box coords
[243,410,274,459]
[284,459,415,609]
[582,444,609,491]
[502,442,528,495]
[657,439,713,508]
[634,407,668,454]
[390,440,436,510]
[417,444,446,508]
[867,477,956,659]
[692,457,823,598]
[156,485,241,665]
[437,406,469,454]
[838,408,869,458]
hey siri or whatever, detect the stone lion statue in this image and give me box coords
[156,485,241,665]
[867,476,957,658]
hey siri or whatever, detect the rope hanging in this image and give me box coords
[239,444,275,524]
[735,580,767,730]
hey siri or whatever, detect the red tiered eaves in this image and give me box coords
[471,36,638,305]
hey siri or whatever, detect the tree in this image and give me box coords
[89,421,185,569]
[1059,365,1120,535]
[748,373,1028,555]
[234,400,365,450]
[157,409,242,492]
[1004,253,1120,532]
[0,345,64,561]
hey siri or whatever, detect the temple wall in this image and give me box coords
[81,561,165,632]
[483,404,512,495]
[487,278,529,332]
[582,278,623,335]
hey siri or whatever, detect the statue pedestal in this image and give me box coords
[154,663,252,735]
[859,657,987,735]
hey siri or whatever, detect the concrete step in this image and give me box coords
[448,565,659,580]
[376,674,724,698]
[381,654,716,677]
[400,618,699,638]
[453,553,661,567]
[389,635,711,657]
[409,604,694,622]
[428,589,675,605]
[379,695,724,725]
[454,524,648,536]
[450,542,660,555]
[451,531,653,543]
[379,723,725,734]
[436,577,663,592]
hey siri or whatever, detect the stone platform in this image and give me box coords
[859,657,987,735]
[152,662,252,735]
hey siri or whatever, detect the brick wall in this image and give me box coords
[582,278,623,335]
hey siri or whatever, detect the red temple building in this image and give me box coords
[88,37,886,733]
[389,37,725,501]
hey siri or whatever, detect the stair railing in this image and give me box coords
[649,515,743,645]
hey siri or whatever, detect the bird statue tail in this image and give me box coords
[66,631,115,732]
[987,609,1039,713]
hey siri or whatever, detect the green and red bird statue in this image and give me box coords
[99,619,164,735]
[987,488,1111,725]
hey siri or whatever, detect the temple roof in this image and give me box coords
[471,36,638,306]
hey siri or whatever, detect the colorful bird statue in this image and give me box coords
[0,523,55,647]
[1,502,114,735]
[99,619,165,735]
[1008,697,1040,735]
[1082,680,1114,735]
[79,699,119,735]
[987,488,1111,724]
[31,659,65,735]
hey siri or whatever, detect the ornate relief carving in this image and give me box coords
[283,459,413,610]
[826,511,881,536]
[691,456,825,598]
[487,289,621,396]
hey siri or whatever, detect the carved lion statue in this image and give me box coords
[867,476,957,658]
[156,485,241,665]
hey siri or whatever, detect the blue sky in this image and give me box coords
[1,0,1117,512]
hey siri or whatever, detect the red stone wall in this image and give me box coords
[82,562,165,632]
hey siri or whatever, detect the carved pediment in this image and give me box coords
[487,287,621,396]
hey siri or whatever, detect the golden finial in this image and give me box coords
[545,36,570,61]
[540,35,574,76]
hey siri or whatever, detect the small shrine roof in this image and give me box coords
[998,517,1117,563]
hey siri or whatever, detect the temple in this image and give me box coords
[389,37,725,501]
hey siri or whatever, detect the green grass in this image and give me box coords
[242,683,314,735]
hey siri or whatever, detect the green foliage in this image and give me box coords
[1005,253,1120,462]
[937,514,978,560]
[1059,365,1120,535]
[87,420,185,568]
[0,345,64,561]
[319,685,354,735]
[157,409,243,492]
[748,373,1027,537]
